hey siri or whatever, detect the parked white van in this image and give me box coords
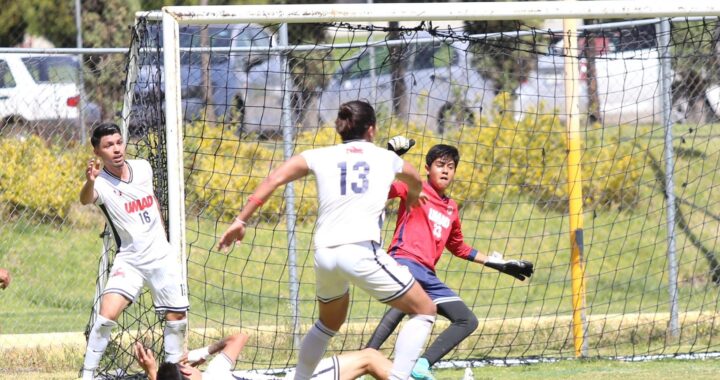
[0,53,99,126]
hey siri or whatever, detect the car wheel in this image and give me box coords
[437,103,475,135]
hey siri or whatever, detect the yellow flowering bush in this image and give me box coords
[181,94,642,221]
[0,136,85,220]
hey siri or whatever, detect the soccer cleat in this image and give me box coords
[411,358,436,380]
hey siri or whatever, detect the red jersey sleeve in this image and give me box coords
[445,206,478,261]
[388,181,408,200]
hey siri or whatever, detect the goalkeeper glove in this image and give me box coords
[387,135,416,156]
[484,252,534,281]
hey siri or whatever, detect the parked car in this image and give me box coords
[0,53,100,128]
[316,32,495,134]
[131,23,297,137]
[512,28,667,125]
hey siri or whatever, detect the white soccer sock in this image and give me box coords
[389,314,435,380]
[163,318,188,363]
[82,315,117,379]
[294,320,336,380]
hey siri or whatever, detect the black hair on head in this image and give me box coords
[90,123,122,148]
[426,144,460,167]
[335,100,376,141]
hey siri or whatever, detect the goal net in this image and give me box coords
[99,2,720,377]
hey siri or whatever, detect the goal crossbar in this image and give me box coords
[143,1,720,24]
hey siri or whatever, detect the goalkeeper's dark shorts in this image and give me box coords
[396,258,462,305]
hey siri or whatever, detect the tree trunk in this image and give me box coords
[388,22,408,121]
[200,0,215,123]
[584,31,602,124]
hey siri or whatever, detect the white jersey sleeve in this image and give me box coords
[203,353,238,380]
[93,159,171,265]
[301,141,404,248]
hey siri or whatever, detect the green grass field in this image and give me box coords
[2,357,719,379]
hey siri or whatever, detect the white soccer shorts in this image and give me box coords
[103,253,189,314]
[315,241,415,303]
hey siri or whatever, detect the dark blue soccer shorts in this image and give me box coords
[395,257,461,304]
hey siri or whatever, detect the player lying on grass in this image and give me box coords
[366,139,534,380]
[134,332,394,380]
[79,123,189,380]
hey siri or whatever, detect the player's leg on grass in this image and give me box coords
[365,307,406,350]
[294,293,348,380]
[411,300,478,380]
[81,293,129,380]
[149,254,190,363]
[424,300,478,365]
[386,283,436,380]
[163,311,188,363]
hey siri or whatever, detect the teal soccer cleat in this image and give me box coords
[411,358,436,380]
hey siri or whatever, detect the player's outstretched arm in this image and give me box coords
[187,332,249,366]
[395,161,424,208]
[80,157,102,205]
[480,252,534,281]
[218,155,309,251]
[134,342,159,380]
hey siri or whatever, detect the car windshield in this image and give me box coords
[179,25,271,65]
[21,56,79,84]
[339,40,459,81]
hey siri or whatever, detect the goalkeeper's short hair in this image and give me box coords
[426,144,460,167]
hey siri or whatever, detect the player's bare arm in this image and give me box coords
[395,160,424,208]
[218,155,309,251]
[134,342,159,380]
[79,157,102,205]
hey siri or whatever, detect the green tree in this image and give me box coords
[0,0,28,47]
[463,0,542,93]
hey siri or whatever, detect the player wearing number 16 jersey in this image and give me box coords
[79,123,188,380]
[218,101,436,380]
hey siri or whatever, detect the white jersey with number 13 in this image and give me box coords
[301,141,403,249]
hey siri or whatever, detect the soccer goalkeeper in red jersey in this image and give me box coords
[366,138,534,380]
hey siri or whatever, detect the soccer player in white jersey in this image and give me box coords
[218,100,437,380]
[79,123,189,380]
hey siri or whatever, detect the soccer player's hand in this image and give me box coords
[484,252,534,281]
[218,218,247,252]
[86,157,102,181]
[406,191,428,209]
[0,268,10,289]
[134,342,159,379]
[387,136,416,156]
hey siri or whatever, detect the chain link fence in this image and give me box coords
[0,49,127,342]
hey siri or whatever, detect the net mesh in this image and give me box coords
[100,16,720,377]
